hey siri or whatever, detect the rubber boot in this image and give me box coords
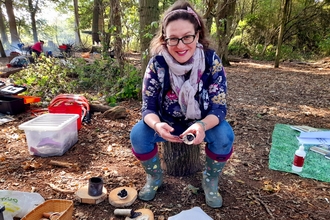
[202,155,226,208]
[139,154,163,201]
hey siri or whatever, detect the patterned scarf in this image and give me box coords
[161,43,205,119]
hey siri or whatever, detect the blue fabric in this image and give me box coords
[130,119,234,155]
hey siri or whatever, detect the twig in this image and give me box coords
[252,194,275,219]
[48,183,75,194]
[49,160,78,168]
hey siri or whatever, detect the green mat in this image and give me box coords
[269,124,330,182]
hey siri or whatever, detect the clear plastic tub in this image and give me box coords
[19,113,79,157]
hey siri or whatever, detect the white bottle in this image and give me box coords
[292,145,306,172]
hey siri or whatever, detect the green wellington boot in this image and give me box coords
[139,154,163,201]
[202,156,226,208]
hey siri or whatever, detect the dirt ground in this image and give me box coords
[1,55,330,220]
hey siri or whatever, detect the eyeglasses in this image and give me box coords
[165,35,196,46]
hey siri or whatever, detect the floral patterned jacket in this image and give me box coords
[142,49,227,135]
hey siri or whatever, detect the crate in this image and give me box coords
[21,199,73,220]
[18,113,79,157]
[48,102,83,130]
[0,95,25,115]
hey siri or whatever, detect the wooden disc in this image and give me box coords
[108,187,137,207]
[75,185,107,204]
[124,209,154,220]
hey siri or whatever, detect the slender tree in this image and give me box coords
[92,0,101,44]
[4,0,20,45]
[138,0,159,73]
[0,39,6,57]
[27,0,39,42]
[0,4,9,46]
[274,0,291,68]
[110,0,124,69]
[73,0,82,46]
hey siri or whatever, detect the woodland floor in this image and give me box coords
[0,54,330,220]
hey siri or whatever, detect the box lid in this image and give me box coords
[19,113,79,131]
[0,85,27,95]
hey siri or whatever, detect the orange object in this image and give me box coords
[15,95,41,104]
[81,52,90,58]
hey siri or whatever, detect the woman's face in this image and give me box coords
[164,19,199,64]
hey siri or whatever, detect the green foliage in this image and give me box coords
[228,36,250,56]
[9,54,142,105]
[10,56,78,102]
[318,36,330,56]
[108,63,142,103]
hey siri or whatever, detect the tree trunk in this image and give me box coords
[0,5,9,46]
[204,0,217,34]
[160,142,202,176]
[4,0,20,44]
[275,0,291,68]
[0,39,6,57]
[28,0,38,43]
[110,0,124,69]
[139,0,159,74]
[92,0,101,44]
[73,0,82,47]
[215,0,237,67]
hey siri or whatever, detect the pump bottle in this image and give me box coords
[292,145,306,172]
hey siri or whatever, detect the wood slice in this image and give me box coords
[75,185,107,204]
[108,187,137,207]
[124,209,154,220]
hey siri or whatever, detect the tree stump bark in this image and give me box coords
[160,142,202,176]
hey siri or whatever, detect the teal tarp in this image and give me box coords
[269,124,330,182]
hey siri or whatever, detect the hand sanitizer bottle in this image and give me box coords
[292,145,306,172]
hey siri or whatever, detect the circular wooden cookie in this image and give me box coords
[109,187,137,207]
[75,185,107,204]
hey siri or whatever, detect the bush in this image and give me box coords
[318,37,330,56]
[10,55,142,105]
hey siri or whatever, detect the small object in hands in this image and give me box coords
[88,177,104,196]
[117,188,128,199]
[182,133,195,145]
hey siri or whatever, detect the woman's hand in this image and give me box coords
[154,122,183,143]
[181,122,206,145]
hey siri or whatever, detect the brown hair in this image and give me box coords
[149,0,211,55]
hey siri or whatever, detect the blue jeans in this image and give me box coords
[130,120,234,157]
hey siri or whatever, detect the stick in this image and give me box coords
[48,183,75,194]
[252,195,275,219]
[49,160,77,168]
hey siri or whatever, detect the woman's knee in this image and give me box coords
[205,120,234,155]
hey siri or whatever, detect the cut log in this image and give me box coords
[103,106,127,119]
[0,68,22,78]
[89,103,112,113]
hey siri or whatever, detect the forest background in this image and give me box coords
[1,0,330,103]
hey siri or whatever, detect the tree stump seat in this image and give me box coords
[160,142,202,177]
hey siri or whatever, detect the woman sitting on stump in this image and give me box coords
[130,0,234,208]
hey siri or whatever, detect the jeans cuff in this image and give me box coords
[205,146,233,162]
[132,145,158,161]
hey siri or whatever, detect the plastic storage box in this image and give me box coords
[19,113,79,157]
